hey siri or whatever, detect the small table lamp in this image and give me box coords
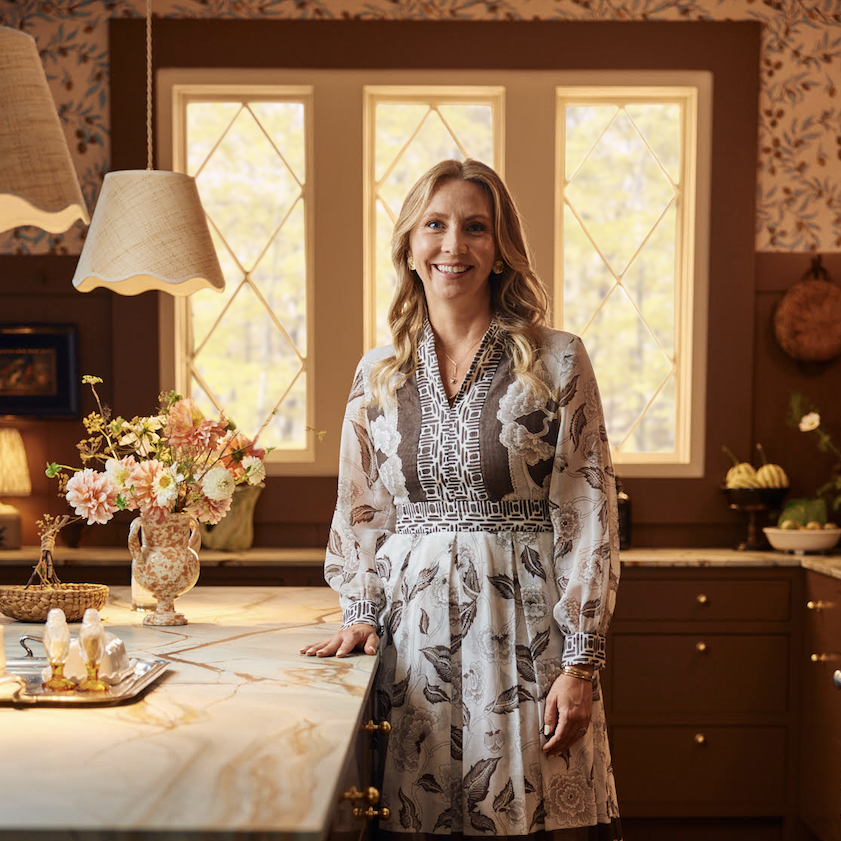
[0,429,32,550]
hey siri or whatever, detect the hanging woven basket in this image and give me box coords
[773,255,841,362]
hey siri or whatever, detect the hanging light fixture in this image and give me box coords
[0,26,89,234]
[71,0,224,296]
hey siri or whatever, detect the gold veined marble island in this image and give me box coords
[0,586,379,841]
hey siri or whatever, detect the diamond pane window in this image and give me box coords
[365,89,502,350]
[179,95,311,458]
[558,87,706,468]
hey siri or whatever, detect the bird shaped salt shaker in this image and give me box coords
[42,608,75,691]
[77,608,109,693]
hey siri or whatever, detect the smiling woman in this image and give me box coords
[304,159,623,841]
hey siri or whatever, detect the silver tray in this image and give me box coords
[1,648,169,707]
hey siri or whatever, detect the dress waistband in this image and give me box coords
[396,499,552,534]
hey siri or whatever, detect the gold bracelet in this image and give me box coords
[561,665,595,682]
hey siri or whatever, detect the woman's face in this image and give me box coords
[408,178,497,312]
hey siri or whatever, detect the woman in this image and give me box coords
[302,159,622,840]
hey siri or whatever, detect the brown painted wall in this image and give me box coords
[3,19,840,550]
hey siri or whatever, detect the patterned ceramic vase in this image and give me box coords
[127,512,200,626]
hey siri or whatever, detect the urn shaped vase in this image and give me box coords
[128,512,200,626]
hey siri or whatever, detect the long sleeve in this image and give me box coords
[547,335,620,670]
[324,358,396,629]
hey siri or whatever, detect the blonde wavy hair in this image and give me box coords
[369,159,551,407]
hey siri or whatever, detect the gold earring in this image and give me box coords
[492,260,504,275]
[407,255,416,271]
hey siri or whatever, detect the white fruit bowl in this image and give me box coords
[763,527,841,554]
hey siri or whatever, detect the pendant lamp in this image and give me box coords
[71,1,224,296]
[0,27,89,234]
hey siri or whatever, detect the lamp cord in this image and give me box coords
[146,0,153,171]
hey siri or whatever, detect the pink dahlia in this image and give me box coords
[220,431,267,478]
[127,459,170,523]
[166,398,227,454]
[66,469,119,525]
[186,492,232,525]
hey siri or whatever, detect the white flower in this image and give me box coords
[521,586,549,623]
[242,455,265,485]
[378,455,408,499]
[391,705,437,771]
[479,624,513,664]
[484,729,504,753]
[105,457,133,488]
[369,415,401,457]
[118,416,163,456]
[552,502,583,544]
[500,421,555,466]
[201,465,236,501]
[546,770,596,827]
[152,466,181,508]
[462,663,485,703]
[800,412,821,432]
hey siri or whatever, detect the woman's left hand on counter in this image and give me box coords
[542,672,593,756]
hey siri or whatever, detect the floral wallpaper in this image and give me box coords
[1,0,840,255]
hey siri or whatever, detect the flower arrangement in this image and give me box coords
[787,391,841,520]
[41,376,269,556]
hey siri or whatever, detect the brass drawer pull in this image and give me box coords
[811,653,829,663]
[806,600,825,610]
[695,641,707,653]
[834,670,841,690]
[362,719,392,734]
[353,806,391,821]
[696,594,708,606]
[694,733,706,745]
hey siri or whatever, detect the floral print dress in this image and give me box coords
[325,320,622,841]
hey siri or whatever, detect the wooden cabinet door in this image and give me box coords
[800,572,841,841]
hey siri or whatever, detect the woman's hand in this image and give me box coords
[299,623,379,658]
[542,670,594,756]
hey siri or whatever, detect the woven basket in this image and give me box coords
[0,583,109,623]
[774,257,841,362]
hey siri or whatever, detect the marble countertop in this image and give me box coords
[4,545,840,580]
[0,586,377,841]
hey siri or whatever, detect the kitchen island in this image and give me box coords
[0,586,379,841]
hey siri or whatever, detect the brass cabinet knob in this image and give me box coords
[353,806,391,821]
[695,641,707,653]
[694,733,706,745]
[362,719,392,734]
[834,670,841,690]
[806,600,824,610]
[811,653,829,663]
[342,786,380,805]
[696,594,708,605]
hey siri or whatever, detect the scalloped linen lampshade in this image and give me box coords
[72,170,225,296]
[0,26,89,234]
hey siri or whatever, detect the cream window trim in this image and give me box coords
[555,72,711,479]
[159,71,322,475]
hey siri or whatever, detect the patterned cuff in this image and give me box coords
[562,633,606,669]
[341,599,379,630]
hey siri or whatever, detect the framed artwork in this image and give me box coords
[0,324,80,418]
